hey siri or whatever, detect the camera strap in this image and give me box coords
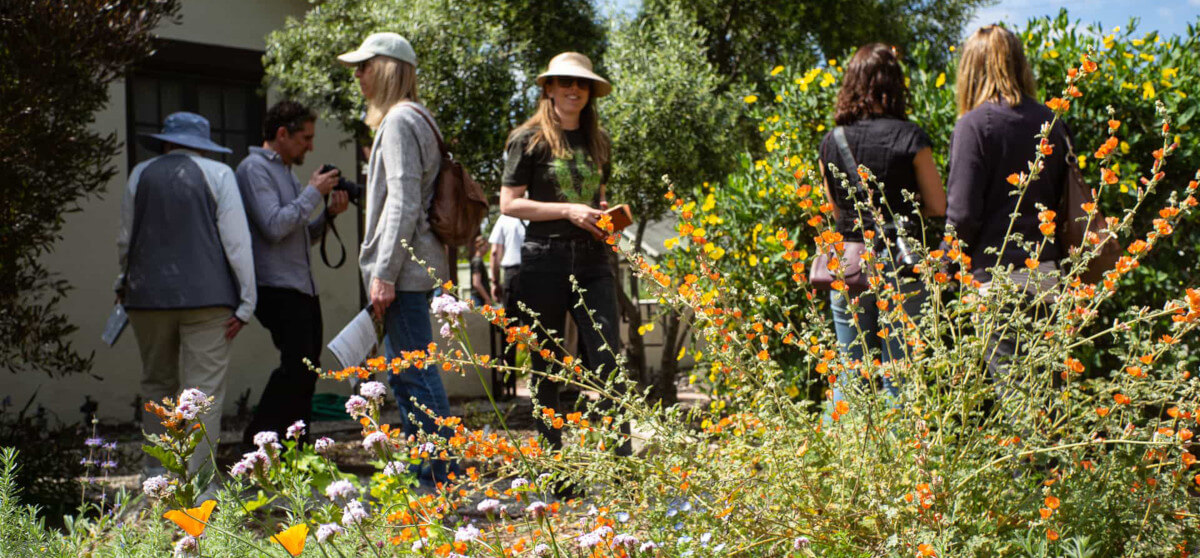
[320,197,347,268]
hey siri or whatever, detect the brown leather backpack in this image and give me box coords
[1057,135,1122,284]
[409,106,488,247]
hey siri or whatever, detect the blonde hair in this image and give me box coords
[506,87,610,169]
[364,56,420,130]
[955,25,1037,116]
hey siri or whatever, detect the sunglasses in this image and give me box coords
[551,76,591,90]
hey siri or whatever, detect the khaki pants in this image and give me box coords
[129,307,231,475]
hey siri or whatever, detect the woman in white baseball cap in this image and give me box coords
[498,52,628,466]
[337,33,459,487]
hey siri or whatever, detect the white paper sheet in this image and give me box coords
[101,304,128,347]
[327,309,377,369]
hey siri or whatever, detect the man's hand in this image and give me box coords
[225,317,245,341]
[328,190,350,215]
[491,284,504,303]
[370,277,396,320]
[311,166,340,196]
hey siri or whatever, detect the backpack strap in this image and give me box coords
[832,126,861,189]
[405,103,448,158]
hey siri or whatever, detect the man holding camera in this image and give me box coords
[235,100,348,445]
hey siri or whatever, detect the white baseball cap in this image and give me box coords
[338,32,417,67]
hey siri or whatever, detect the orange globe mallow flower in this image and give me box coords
[164,499,217,537]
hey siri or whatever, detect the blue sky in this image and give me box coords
[602,0,1200,39]
[968,0,1200,38]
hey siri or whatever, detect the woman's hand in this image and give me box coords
[370,277,396,320]
[564,203,605,238]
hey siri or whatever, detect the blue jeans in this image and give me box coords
[382,291,457,485]
[829,277,926,407]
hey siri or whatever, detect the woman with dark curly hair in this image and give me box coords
[818,43,945,403]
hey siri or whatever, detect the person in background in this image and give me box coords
[946,25,1071,389]
[818,43,945,404]
[338,32,456,487]
[499,52,628,457]
[469,233,493,307]
[115,112,256,480]
[235,100,349,446]
[488,214,526,307]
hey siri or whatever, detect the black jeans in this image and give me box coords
[243,286,322,445]
[517,236,629,455]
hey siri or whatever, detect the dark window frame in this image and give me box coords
[125,39,267,171]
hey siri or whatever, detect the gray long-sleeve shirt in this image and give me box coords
[359,101,447,292]
[235,146,326,296]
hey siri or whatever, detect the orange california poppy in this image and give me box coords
[163,499,217,537]
[273,523,309,556]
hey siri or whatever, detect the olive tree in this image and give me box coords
[0,0,180,377]
[603,5,739,403]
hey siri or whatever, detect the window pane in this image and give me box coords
[223,87,247,132]
[224,132,247,162]
[197,84,223,128]
[159,80,182,119]
[133,124,160,163]
[132,77,158,124]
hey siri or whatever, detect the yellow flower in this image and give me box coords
[774,94,783,102]
[1119,141,1130,154]
[1140,53,1155,62]
[1077,154,1087,169]
[1103,35,1115,49]
[1178,90,1188,99]
[828,58,837,66]
[1143,81,1156,100]
[949,45,956,52]
[765,135,778,152]
[816,124,826,132]
[786,385,800,397]
[748,254,759,267]
[710,247,725,260]
[664,237,679,249]
[677,346,687,360]
[701,194,715,212]
[1043,50,1060,59]
[771,65,784,76]
[819,72,836,88]
[935,72,946,88]
[744,94,758,104]
[1162,67,1179,79]
[1132,38,1144,46]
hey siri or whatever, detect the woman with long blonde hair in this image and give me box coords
[338,32,456,487]
[499,52,627,463]
[946,25,1072,388]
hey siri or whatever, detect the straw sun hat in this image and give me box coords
[535,52,612,97]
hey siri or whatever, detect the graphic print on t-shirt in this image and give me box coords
[551,150,602,205]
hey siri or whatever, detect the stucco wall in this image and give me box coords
[9,0,486,425]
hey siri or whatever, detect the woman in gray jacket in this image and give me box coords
[338,32,454,486]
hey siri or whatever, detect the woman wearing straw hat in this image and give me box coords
[499,52,629,457]
[338,32,456,486]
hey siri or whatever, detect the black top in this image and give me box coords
[502,126,611,239]
[470,255,490,292]
[945,95,1071,280]
[819,117,932,241]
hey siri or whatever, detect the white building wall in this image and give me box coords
[8,0,485,425]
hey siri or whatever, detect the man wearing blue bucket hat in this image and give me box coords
[115,111,256,481]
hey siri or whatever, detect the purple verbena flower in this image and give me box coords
[173,535,198,557]
[142,475,174,499]
[325,479,358,502]
[345,395,369,418]
[362,431,390,452]
[315,523,343,543]
[285,420,306,440]
[455,524,482,543]
[476,498,501,515]
[359,381,387,401]
[84,437,104,447]
[314,436,335,454]
[253,431,279,448]
[614,533,639,548]
[341,500,368,526]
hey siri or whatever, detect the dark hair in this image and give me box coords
[833,43,908,126]
[263,100,317,140]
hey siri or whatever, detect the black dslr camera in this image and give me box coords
[319,163,364,206]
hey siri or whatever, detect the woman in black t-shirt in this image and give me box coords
[819,43,946,405]
[499,52,628,456]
